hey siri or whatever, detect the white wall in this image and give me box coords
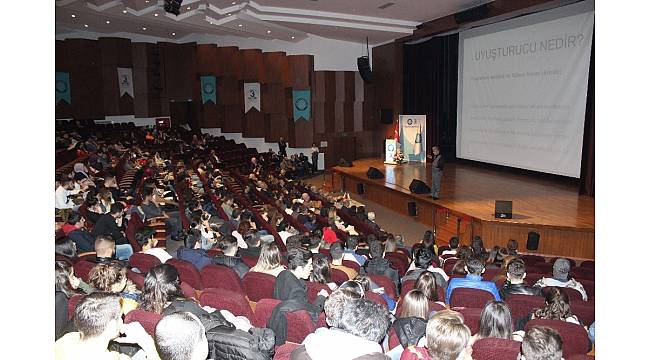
[56,30,371,71]
[201,128,324,170]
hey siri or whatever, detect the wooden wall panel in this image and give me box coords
[196,44,218,75]
[67,39,104,119]
[313,102,325,134]
[146,44,165,117]
[196,44,218,129]
[334,101,345,133]
[216,46,242,79]
[343,102,355,133]
[131,43,149,118]
[116,38,134,115]
[244,110,265,138]
[266,114,288,142]
[288,55,313,88]
[99,38,121,116]
[293,118,314,148]
[241,49,265,83]
[219,77,241,106]
[55,40,73,119]
[261,83,285,114]
[222,105,243,133]
[263,52,290,86]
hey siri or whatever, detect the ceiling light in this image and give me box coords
[267,30,271,34]
[154,13,159,17]
[142,27,147,30]
[187,6,191,10]
[227,13,232,16]
[106,20,110,24]
[172,32,176,36]
[232,2,236,4]
[122,10,127,14]
[84,24,89,28]
[291,36,295,39]
[238,24,243,27]
[71,14,76,18]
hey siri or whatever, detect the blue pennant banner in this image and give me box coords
[200,75,216,104]
[55,72,71,104]
[292,89,311,121]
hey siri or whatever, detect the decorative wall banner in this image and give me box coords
[117,68,134,97]
[55,72,71,104]
[385,139,398,164]
[399,115,427,163]
[292,89,311,121]
[200,75,216,104]
[244,82,261,113]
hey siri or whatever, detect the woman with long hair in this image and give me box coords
[414,271,445,307]
[451,246,474,275]
[55,237,78,260]
[531,287,581,325]
[310,256,337,290]
[387,290,431,360]
[55,261,85,340]
[250,242,286,277]
[399,289,430,320]
[470,300,518,345]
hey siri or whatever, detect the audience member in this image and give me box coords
[361,240,400,291]
[88,261,140,315]
[470,300,520,346]
[135,227,172,263]
[527,287,581,326]
[62,212,95,253]
[212,235,249,278]
[499,259,541,299]
[329,242,358,280]
[342,235,366,266]
[249,242,286,276]
[91,203,133,259]
[154,312,209,360]
[445,257,501,304]
[55,237,78,260]
[519,326,563,360]
[400,310,472,360]
[533,258,588,301]
[310,256,337,291]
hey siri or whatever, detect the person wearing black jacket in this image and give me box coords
[90,203,133,260]
[360,240,400,294]
[426,146,444,200]
[278,137,288,158]
[499,259,541,299]
[213,235,249,278]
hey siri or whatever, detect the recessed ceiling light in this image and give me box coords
[122,10,127,14]
[232,2,236,4]
[172,32,176,36]
[187,6,191,9]
[291,36,295,39]
[84,24,88,28]
[238,24,243,27]
[210,21,213,25]
[227,13,232,16]
[154,13,158,17]
[106,20,110,24]
[145,0,149,3]
[142,27,147,30]
[71,14,76,18]
[267,30,271,34]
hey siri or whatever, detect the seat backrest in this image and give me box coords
[548,286,584,302]
[387,327,400,350]
[524,273,544,286]
[73,261,96,283]
[521,255,546,266]
[67,294,85,320]
[443,259,458,274]
[524,319,590,357]
[571,267,594,282]
[367,274,398,300]
[455,307,482,334]
[365,291,388,309]
[200,265,245,295]
[385,253,409,277]
[570,300,595,326]
[241,256,258,269]
[253,298,281,328]
[124,309,163,336]
[167,258,204,290]
[449,288,495,309]
[401,279,416,295]
[125,213,144,252]
[330,268,349,285]
[129,253,161,274]
[285,309,316,343]
[242,272,277,302]
[306,281,331,303]
[532,262,554,275]
[505,294,546,321]
[127,269,145,290]
[273,342,301,360]
[199,288,255,321]
[472,338,521,360]
[579,260,594,269]
[180,281,197,300]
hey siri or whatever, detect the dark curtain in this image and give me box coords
[579,34,595,197]
[403,34,459,159]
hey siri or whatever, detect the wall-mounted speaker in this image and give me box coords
[357,56,372,83]
[526,231,540,250]
[367,167,384,179]
[409,179,431,194]
[408,202,417,216]
[356,183,365,195]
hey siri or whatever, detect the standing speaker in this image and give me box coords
[356,183,365,194]
[408,202,417,216]
[526,231,540,250]
[357,56,372,83]
[409,179,431,194]
[367,167,384,179]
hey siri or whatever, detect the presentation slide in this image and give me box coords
[456,1,594,177]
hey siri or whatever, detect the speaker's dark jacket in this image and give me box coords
[430,154,445,170]
[498,281,541,299]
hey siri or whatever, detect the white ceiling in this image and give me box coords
[55,0,494,44]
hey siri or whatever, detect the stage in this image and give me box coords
[331,158,595,260]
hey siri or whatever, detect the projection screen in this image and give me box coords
[456,1,594,177]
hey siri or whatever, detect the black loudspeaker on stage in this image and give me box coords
[495,200,513,219]
[409,179,431,194]
[527,231,540,251]
[356,183,365,195]
[338,158,353,167]
[367,167,384,179]
[408,202,417,216]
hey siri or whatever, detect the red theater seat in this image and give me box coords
[449,288,496,309]
[129,253,161,274]
[472,338,521,360]
[524,319,590,357]
[200,265,245,295]
[242,272,277,302]
[199,288,255,320]
[167,258,204,290]
[124,309,163,336]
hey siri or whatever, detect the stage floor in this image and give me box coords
[332,158,594,231]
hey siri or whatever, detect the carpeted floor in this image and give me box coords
[302,174,435,247]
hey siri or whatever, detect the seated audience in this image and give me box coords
[292,295,391,360]
[91,203,133,260]
[445,257,501,304]
[519,326,563,360]
[176,229,214,271]
[329,242,359,280]
[249,242,286,277]
[403,248,448,292]
[135,227,172,263]
[387,290,430,360]
[360,240,400,292]
[533,258,588,301]
[450,246,474,275]
[310,256,337,291]
[470,300,521,346]
[499,259,541,299]
[355,274,397,311]
[154,312,209,360]
[55,260,90,340]
[440,236,459,256]
[342,235,366,266]
[88,261,140,315]
[414,271,443,305]
[55,237,78,260]
[238,233,262,259]
[470,236,489,260]
[506,239,519,256]
[87,235,121,264]
[54,292,159,359]
[400,310,472,360]
[212,235,249,279]
[62,213,95,253]
[526,287,582,327]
